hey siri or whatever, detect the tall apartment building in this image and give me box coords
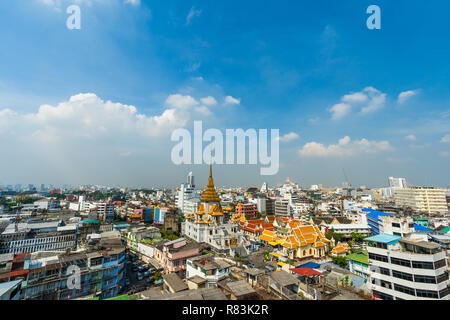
[366,234,449,300]
[388,177,408,189]
[394,187,448,214]
[95,202,114,222]
[265,198,275,216]
[176,172,196,215]
[274,199,291,216]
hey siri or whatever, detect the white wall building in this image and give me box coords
[186,255,231,287]
[366,234,449,300]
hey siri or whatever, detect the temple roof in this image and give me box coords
[200,164,221,203]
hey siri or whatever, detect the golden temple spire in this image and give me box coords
[200,152,221,203]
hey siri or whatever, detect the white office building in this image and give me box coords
[388,177,408,189]
[176,172,197,215]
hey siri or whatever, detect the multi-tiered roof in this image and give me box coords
[185,164,224,224]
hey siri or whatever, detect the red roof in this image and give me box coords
[289,267,321,276]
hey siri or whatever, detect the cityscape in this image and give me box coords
[0,168,449,301]
[0,0,449,308]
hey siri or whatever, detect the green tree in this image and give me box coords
[262,250,270,261]
[331,256,348,269]
[326,229,344,242]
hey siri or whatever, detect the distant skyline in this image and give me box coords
[0,1,449,188]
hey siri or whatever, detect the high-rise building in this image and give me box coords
[274,198,291,216]
[187,171,195,188]
[394,187,449,214]
[388,177,408,189]
[176,172,196,215]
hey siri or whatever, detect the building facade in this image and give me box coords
[394,187,448,214]
[366,234,449,300]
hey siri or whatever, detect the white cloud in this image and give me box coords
[342,92,368,103]
[200,96,218,106]
[440,134,450,143]
[360,87,386,114]
[165,94,199,109]
[299,136,392,157]
[195,106,212,116]
[278,132,300,143]
[398,90,419,104]
[329,103,351,120]
[186,6,202,26]
[405,134,416,141]
[0,93,199,142]
[224,96,240,105]
[440,151,450,157]
[328,86,386,120]
[0,92,230,143]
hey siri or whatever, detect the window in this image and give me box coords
[439,287,449,299]
[394,284,416,296]
[392,270,413,282]
[416,289,439,299]
[414,275,436,284]
[390,257,411,268]
[392,223,400,228]
[378,267,390,276]
[436,273,449,284]
[372,290,394,300]
[412,261,434,269]
[373,279,392,289]
[434,259,446,269]
[368,253,389,263]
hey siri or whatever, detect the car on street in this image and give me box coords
[137,272,143,281]
[146,278,154,285]
[144,271,150,278]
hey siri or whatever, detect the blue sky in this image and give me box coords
[0,0,449,188]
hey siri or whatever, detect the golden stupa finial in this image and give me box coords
[200,148,221,203]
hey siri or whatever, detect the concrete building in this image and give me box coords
[0,220,77,254]
[0,279,22,300]
[380,216,415,237]
[274,199,291,217]
[394,187,449,214]
[366,234,449,300]
[235,202,258,219]
[153,238,202,277]
[0,237,127,300]
[175,172,196,215]
[186,255,231,288]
